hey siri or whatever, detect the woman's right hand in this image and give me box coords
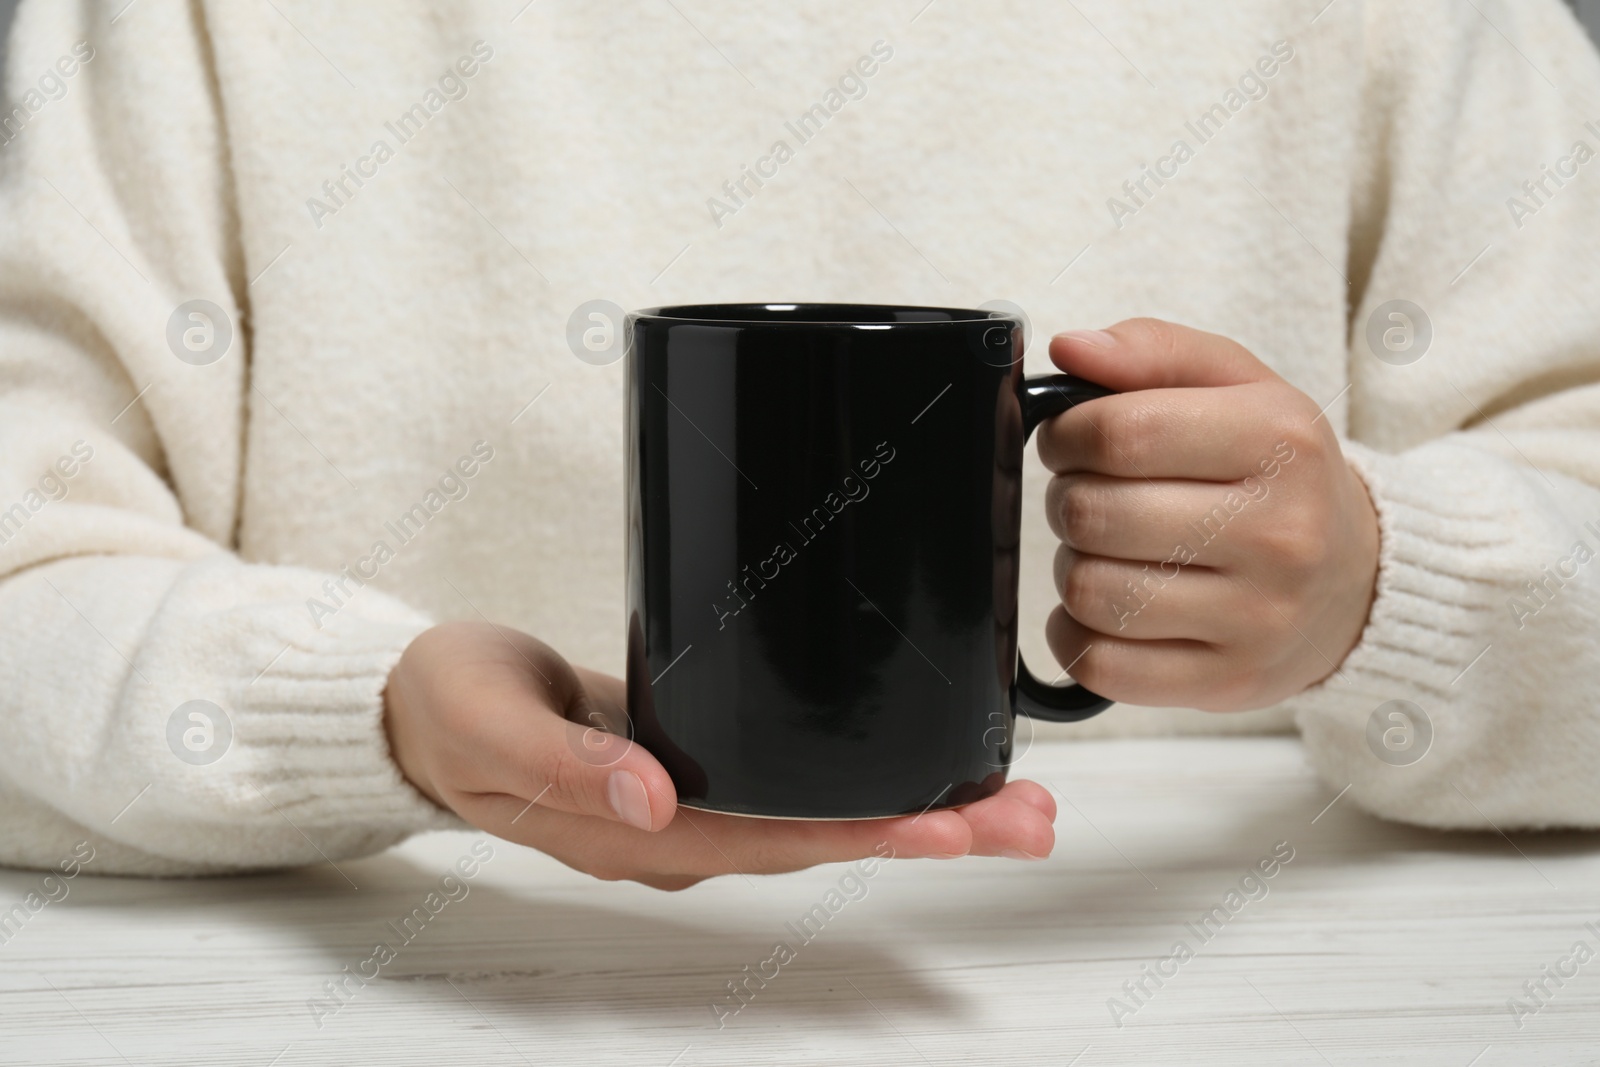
[383,621,1058,890]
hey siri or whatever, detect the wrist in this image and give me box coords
[382,640,448,811]
[1331,457,1382,670]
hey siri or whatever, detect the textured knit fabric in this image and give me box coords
[1,0,1598,875]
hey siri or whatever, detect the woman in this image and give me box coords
[1,0,1597,883]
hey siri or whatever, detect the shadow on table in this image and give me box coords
[42,845,965,1034]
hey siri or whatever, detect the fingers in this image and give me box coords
[666,806,980,869]
[485,780,1061,887]
[508,802,974,882]
[1045,606,1248,711]
[1054,546,1250,642]
[1050,318,1279,392]
[1037,383,1310,479]
[1000,778,1057,821]
[1044,473,1280,566]
[954,788,1056,859]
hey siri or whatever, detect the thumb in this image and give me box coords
[500,659,679,832]
[1050,317,1279,392]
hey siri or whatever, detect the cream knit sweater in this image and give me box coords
[2,0,1598,876]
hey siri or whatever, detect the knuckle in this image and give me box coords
[1059,555,1102,623]
[1036,417,1070,473]
[1052,542,1073,600]
[1046,605,1103,684]
[1265,408,1307,447]
[1261,511,1329,576]
[529,742,587,808]
[1044,476,1071,540]
[1064,641,1118,697]
[1125,317,1179,362]
[1265,407,1324,468]
[1095,405,1151,471]
[1059,478,1106,549]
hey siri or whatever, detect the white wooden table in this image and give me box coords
[3,736,1597,1066]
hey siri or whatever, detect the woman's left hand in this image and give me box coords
[1037,318,1380,711]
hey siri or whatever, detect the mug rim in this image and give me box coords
[630,302,1016,328]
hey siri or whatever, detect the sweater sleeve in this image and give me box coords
[1284,0,1600,829]
[0,1,458,875]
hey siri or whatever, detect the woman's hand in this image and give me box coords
[1039,318,1380,712]
[383,621,1058,890]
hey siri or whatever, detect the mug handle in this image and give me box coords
[1012,373,1117,723]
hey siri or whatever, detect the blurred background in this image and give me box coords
[0,0,1597,85]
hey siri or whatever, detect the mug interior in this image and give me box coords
[638,303,997,325]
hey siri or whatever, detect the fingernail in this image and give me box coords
[927,852,966,860]
[1000,849,1046,861]
[1055,329,1115,348]
[607,769,653,831]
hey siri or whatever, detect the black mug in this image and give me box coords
[624,303,1114,820]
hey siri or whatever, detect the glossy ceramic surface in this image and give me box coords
[625,303,1112,819]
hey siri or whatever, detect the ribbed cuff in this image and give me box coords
[19,554,473,875]
[1283,439,1560,827]
[223,609,465,841]
[1302,439,1522,702]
